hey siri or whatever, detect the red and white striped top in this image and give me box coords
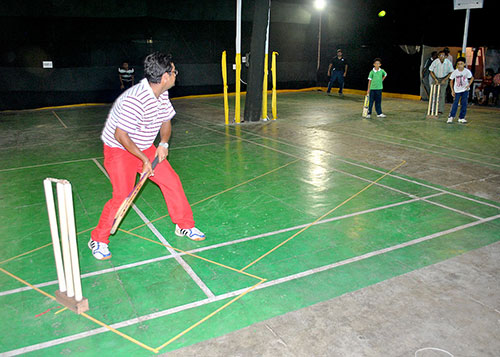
[101,78,176,150]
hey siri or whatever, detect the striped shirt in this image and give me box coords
[429,58,453,78]
[101,78,176,150]
[118,67,134,82]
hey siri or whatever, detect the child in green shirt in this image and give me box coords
[366,58,387,118]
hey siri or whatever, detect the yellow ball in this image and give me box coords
[378,10,386,17]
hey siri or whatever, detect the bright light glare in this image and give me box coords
[314,0,326,10]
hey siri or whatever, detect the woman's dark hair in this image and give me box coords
[144,52,173,83]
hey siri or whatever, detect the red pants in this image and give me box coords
[91,144,195,244]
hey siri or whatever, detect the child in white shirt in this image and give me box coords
[447,57,474,124]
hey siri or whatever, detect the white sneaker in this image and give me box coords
[377,113,386,118]
[447,117,453,124]
[175,225,206,241]
[365,114,371,118]
[458,118,467,124]
[88,239,111,260]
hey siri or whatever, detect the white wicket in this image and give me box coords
[44,178,87,312]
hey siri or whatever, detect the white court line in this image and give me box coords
[199,120,500,210]
[131,204,215,298]
[0,143,220,173]
[0,192,444,298]
[344,127,500,161]
[0,157,103,173]
[5,213,499,356]
[185,120,496,217]
[51,110,68,128]
[327,129,500,168]
[92,159,215,299]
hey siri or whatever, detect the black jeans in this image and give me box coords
[368,89,382,115]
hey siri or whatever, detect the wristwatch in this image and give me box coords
[159,142,169,149]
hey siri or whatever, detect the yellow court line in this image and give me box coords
[54,307,68,315]
[77,226,95,235]
[156,278,266,351]
[120,229,264,281]
[129,159,300,232]
[240,160,407,272]
[0,266,157,354]
[0,242,53,265]
[81,312,159,354]
[0,226,95,266]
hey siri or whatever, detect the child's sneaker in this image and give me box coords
[175,225,206,241]
[377,113,386,118]
[447,117,453,124]
[365,114,371,118]
[458,118,467,124]
[88,239,111,260]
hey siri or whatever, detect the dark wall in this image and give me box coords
[0,0,498,110]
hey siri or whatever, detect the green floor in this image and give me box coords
[1,92,499,355]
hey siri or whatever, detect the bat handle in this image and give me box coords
[151,156,159,170]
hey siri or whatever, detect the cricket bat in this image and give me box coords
[362,95,369,117]
[110,156,159,234]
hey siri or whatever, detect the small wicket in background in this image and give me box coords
[427,84,440,117]
[44,178,89,314]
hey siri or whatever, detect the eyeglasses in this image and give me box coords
[169,69,178,76]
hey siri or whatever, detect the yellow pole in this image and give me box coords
[271,51,278,120]
[235,53,241,124]
[261,53,269,119]
[221,51,229,125]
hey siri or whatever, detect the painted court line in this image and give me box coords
[131,203,215,298]
[0,143,220,173]
[0,192,444,298]
[213,122,500,211]
[0,157,103,172]
[92,159,215,299]
[345,127,500,161]
[330,129,500,168]
[186,120,497,218]
[51,110,68,128]
[6,213,499,356]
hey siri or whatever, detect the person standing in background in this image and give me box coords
[118,62,135,91]
[429,51,454,114]
[447,57,474,124]
[326,49,348,97]
[365,58,387,119]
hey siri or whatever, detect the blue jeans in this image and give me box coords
[368,89,382,115]
[327,71,344,93]
[449,91,468,119]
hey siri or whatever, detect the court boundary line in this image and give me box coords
[189,119,500,210]
[0,192,444,297]
[343,127,500,161]
[4,212,499,356]
[184,119,499,217]
[51,110,67,129]
[0,143,221,173]
[327,128,500,169]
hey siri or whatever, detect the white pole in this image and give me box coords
[64,183,83,302]
[265,1,270,56]
[235,0,242,123]
[57,182,75,298]
[236,0,241,55]
[43,179,66,293]
[462,8,470,55]
[316,12,322,71]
